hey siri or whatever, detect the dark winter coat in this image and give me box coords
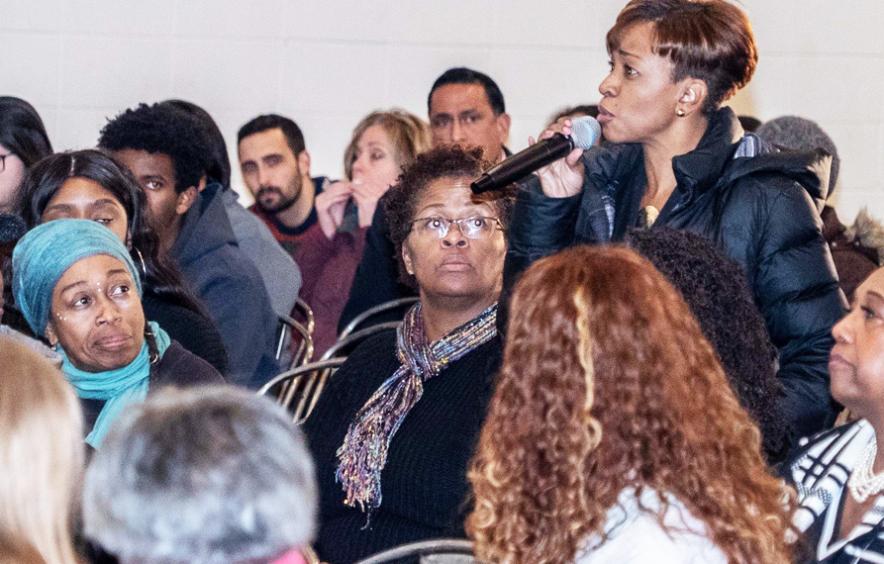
[505,107,847,443]
[171,183,280,388]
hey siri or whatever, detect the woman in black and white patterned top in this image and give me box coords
[784,266,884,563]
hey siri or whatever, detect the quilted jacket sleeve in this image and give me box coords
[500,176,582,331]
[753,180,847,440]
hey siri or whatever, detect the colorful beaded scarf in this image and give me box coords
[335,301,498,516]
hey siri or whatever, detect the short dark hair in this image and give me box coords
[162,99,232,189]
[0,96,53,168]
[384,145,514,290]
[98,103,210,193]
[607,0,757,114]
[427,67,506,116]
[625,227,787,462]
[237,114,306,156]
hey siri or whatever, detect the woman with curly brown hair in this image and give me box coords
[468,245,793,563]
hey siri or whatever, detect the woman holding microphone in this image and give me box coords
[507,0,845,447]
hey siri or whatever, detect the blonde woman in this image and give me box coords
[0,335,84,564]
[297,109,430,354]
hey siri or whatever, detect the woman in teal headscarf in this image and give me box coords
[13,219,223,447]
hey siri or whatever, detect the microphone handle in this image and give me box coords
[471,133,574,194]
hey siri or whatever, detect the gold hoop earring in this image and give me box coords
[135,248,147,275]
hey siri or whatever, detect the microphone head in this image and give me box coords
[570,116,602,150]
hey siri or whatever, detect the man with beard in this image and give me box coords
[237,115,329,258]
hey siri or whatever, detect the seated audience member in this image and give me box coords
[237,114,330,259]
[99,103,280,387]
[297,109,429,354]
[0,96,53,213]
[0,211,44,339]
[304,146,513,562]
[18,149,228,374]
[12,219,223,447]
[468,246,793,563]
[757,115,883,301]
[82,386,318,564]
[0,217,59,362]
[339,67,512,331]
[784,266,884,561]
[626,227,789,462]
[162,99,303,317]
[0,336,84,564]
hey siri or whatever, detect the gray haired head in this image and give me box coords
[82,386,317,564]
[756,115,840,198]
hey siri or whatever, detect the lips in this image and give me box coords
[597,105,614,124]
[257,187,281,200]
[93,332,134,352]
[438,254,473,272]
[829,351,855,376]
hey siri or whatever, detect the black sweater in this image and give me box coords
[141,292,229,376]
[304,329,502,564]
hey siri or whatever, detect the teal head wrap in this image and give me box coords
[12,218,142,338]
[12,218,168,448]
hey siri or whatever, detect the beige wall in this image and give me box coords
[2,0,882,222]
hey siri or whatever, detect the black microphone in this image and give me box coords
[471,116,601,194]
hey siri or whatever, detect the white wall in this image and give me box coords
[2,0,883,222]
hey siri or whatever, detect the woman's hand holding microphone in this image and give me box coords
[531,118,586,199]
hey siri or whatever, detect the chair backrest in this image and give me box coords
[293,297,316,334]
[257,358,346,424]
[276,314,314,370]
[353,539,477,564]
[320,321,402,362]
[338,297,418,340]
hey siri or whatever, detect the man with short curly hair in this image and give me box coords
[99,103,280,388]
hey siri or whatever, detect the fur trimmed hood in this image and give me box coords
[845,208,884,265]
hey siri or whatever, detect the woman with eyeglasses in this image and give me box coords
[303,145,513,563]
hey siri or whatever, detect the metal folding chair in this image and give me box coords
[257,358,346,424]
[338,296,418,340]
[320,321,402,361]
[293,297,316,334]
[354,539,478,564]
[276,314,314,370]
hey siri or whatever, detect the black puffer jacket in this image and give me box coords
[505,107,847,443]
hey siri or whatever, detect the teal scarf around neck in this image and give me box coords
[61,321,170,448]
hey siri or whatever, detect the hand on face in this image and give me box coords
[349,124,402,228]
[530,117,586,199]
[350,178,390,228]
[314,181,353,240]
[46,255,145,373]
